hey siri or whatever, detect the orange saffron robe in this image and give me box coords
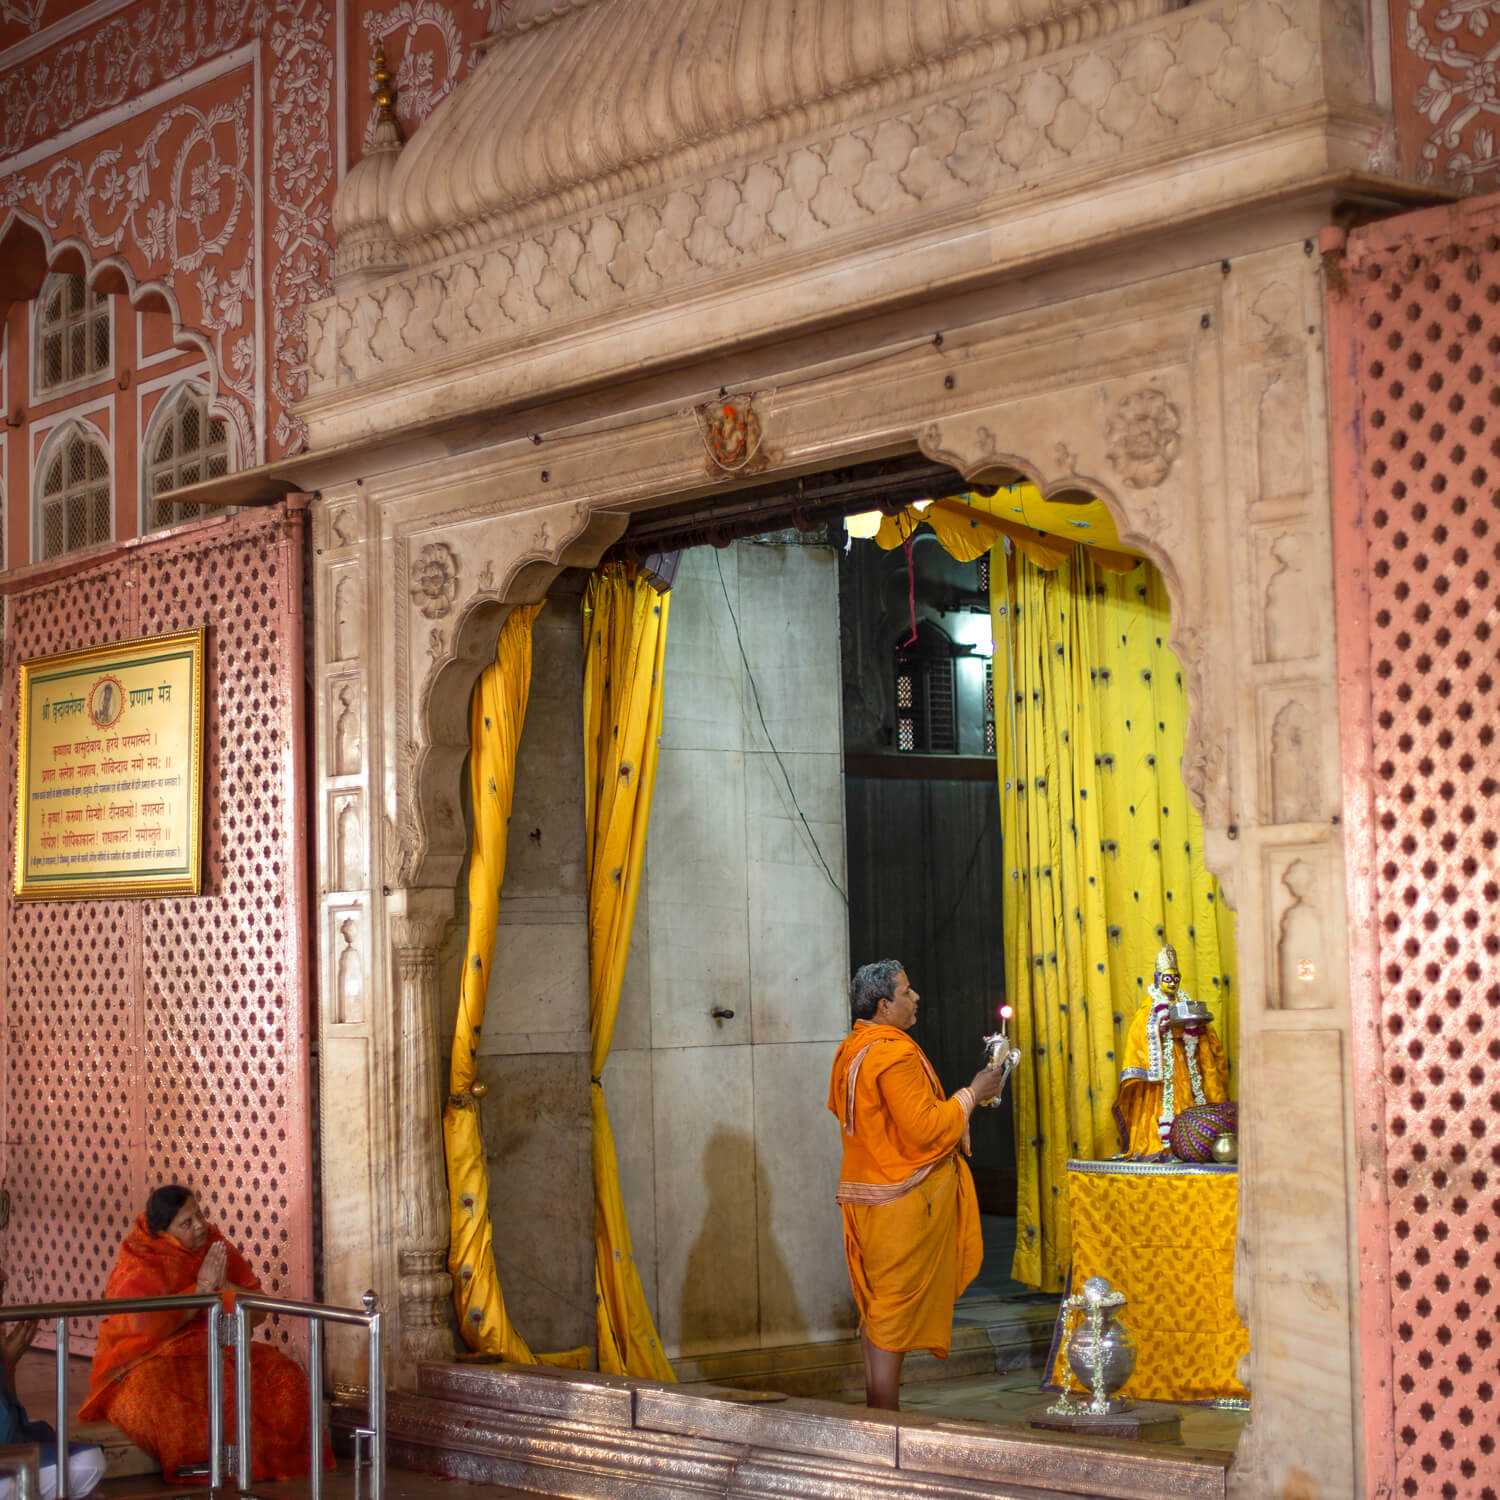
[81,1216,319,1483]
[827,1022,982,1357]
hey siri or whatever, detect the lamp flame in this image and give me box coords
[999,1004,1013,1020]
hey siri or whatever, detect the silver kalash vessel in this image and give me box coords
[1049,1276,1138,1415]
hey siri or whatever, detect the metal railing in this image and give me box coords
[231,1291,384,1500]
[0,1290,382,1500]
[0,1293,226,1496]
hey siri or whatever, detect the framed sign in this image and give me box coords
[14,628,205,900]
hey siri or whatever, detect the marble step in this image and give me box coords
[360,1361,1229,1500]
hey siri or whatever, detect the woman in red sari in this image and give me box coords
[80,1186,317,1482]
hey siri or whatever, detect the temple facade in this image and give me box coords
[2,3,1498,1499]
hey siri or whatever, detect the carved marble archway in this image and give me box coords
[295,0,1391,1494]
[309,221,1353,1497]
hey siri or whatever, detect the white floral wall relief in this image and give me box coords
[0,0,47,34]
[270,0,336,453]
[0,2,263,159]
[0,0,337,458]
[1407,0,1500,189]
[1,87,260,461]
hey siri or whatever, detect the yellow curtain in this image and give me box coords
[992,546,1237,1292]
[444,603,588,1366]
[874,485,1140,572]
[582,564,676,1381]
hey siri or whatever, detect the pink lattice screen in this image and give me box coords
[0,505,313,1351]
[1329,204,1500,1500]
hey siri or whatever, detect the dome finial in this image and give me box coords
[331,38,408,286]
[372,42,397,125]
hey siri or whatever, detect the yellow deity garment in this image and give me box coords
[1112,998,1229,1158]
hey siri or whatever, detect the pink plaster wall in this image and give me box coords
[0,505,314,1347]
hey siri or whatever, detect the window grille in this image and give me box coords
[145,385,230,531]
[894,623,959,753]
[38,427,111,560]
[983,659,996,754]
[37,275,110,392]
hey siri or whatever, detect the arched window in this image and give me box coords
[35,274,110,392]
[143,383,230,532]
[36,423,111,560]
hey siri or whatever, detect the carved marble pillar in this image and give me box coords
[390,893,457,1365]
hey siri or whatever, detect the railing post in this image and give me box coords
[207,1303,224,1490]
[365,1291,385,1500]
[53,1317,68,1500]
[234,1303,253,1492]
[307,1317,324,1500]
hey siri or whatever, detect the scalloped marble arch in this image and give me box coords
[399,414,1200,906]
[403,503,626,894]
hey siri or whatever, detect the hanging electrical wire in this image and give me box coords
[712,549,849,906]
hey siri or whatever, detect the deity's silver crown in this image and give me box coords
[1155,943,1179,974]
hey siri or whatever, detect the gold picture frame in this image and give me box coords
[14,627,206,900]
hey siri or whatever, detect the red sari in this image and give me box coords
[80,1216,317,1482]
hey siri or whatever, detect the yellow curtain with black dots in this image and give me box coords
[992,545,1237,1293]
[444,603,588,1366]
[582,565,676,1381]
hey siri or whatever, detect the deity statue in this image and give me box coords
[1112,944,1229,1159]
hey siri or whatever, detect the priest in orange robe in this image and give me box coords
[1113,943,1230,1158]
[827,960,1006,1409]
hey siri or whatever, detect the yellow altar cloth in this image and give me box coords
[1047,1160,1249,1404]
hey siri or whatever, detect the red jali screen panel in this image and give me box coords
[1329,203,1500,1500]
[0,504,313,1353]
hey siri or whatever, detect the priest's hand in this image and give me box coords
[969,1063,1007,1106]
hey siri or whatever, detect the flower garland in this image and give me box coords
[1157,1018,1207,1148]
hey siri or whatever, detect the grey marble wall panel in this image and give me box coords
[646,744,750,1050]
[651,1043,759,1357]
[745,750,848,1045]
[735,544,842,756]
[659,546,744,754]
[480,1050,595,1355]
[751,1041,854,1345]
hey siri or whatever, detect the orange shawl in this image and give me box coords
[827,1022,970,1203]
[80,1216,257,1420]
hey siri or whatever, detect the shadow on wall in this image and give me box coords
[680,1128,808,1351]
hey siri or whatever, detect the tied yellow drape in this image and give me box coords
[582,565,676,1382]
[444,603,587,1367]
[992,546,1237,1292]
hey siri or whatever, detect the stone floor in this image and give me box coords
[88,1470,531,1500]
[830,1368,1248,1453]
